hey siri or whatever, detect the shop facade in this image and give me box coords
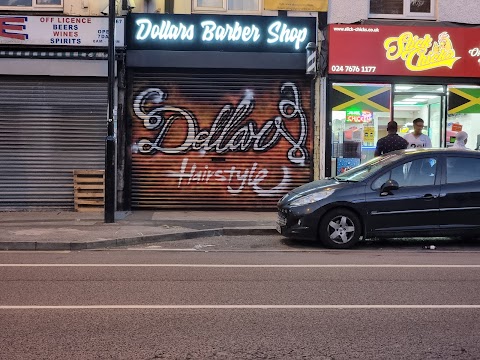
[0,15,125,210]
[326,23,480,177]
[125,13,317,209]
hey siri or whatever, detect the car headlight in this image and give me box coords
[289,189,334,207]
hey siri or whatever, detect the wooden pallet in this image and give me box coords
[73,170,105,212]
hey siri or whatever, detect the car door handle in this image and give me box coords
[422,194,437,200]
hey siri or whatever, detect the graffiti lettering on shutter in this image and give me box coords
[132,81,309,197]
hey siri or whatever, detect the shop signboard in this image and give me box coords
[0,15,125,47]
[264,0,328,12]
[346,110,372,123]
[329,24,480,78]
[127,13,316,53]
[452,123,463,132]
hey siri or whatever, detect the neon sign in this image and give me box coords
[267,21,307,50]
[135,18,306,49]
[136,19,194,41]
[128,14,316,53]
[201,20,260,42]
[384,31,461,71]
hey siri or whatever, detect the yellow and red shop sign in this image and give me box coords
[328,24,480,77]
[346,110,373,123]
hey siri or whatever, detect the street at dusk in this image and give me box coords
[2,238,480,359]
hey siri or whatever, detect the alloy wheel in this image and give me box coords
[327,215,356,244]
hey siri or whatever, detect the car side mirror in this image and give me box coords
[380,179,399,196]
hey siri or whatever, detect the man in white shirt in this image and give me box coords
[451,130,468,149]
[404,118,432,148]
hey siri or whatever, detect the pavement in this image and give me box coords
[0,210,278,251]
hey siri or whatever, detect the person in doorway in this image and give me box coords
[404,118,432,148]
[451,130,468,149]
[374,120,409,156]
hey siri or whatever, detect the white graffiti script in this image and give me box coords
[468,47,480,63]
[168,158,291,196]
[133,82,308,165]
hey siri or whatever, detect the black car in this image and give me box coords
[277,148,480,249]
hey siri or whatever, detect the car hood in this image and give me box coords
[278,178,351,205]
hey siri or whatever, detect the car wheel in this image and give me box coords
[319,208,362,249]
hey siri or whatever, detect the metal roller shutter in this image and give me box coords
[131,72,312,209]
[0,77,107,210]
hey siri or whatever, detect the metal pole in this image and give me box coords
[105,0,116,223]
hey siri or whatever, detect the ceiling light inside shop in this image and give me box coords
[394,102,418,105]
[395,85,413,90]
[449,85,480,89]
[412,95,438,99]
[402,97,428,102]
[397,98,419,103]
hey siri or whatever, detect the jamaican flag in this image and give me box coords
[448,88,480,114]
[332,84,390,113]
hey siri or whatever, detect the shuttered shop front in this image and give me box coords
[131,72,312,209]
[0,77,107,210]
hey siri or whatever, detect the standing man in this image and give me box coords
[451,131,468,149]
[404,118,432,148]
[374,120,409,156]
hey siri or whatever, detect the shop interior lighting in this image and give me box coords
[395,85,413,90]
[448,85,480,89]
[397,99,420,103]
[398,97,428,103]
[412,95,438,99]
[394,101,418,105]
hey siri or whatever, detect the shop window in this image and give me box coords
[369,0,435,19]
[193,0,261,13]
[393,84,445,149]
[331,83,391,176]
[0,0,62,10]
[447,85,480,150]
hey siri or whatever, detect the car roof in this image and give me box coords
[387,148,480,157]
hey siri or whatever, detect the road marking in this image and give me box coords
[1,305,480,309]
[121,249,329,251]
[0,251,70,254]
[1,264,480,268]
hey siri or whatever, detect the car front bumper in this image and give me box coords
[276,206,324,241]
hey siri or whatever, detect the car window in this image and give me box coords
[446,157,480,184]
[372,171,391,190]
[371,162,411,189]
[372,157,437,190]
[335,152,403,182]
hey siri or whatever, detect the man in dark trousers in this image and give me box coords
[374,120,409,156]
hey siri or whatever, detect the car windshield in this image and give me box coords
[334,153,402,182]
